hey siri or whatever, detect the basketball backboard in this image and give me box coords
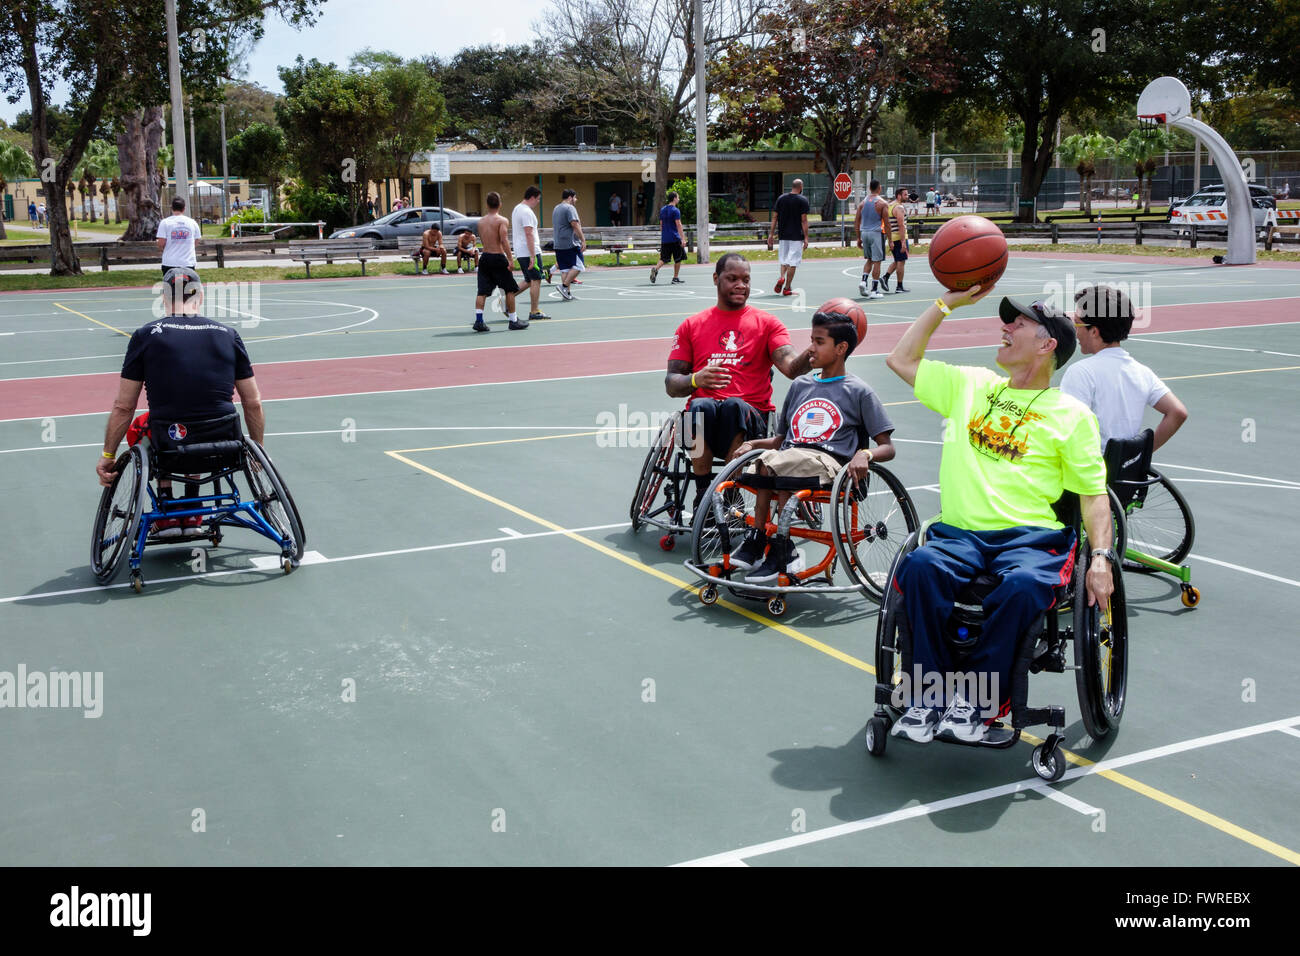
[1137,76,1192,125]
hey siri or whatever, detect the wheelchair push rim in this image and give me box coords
[244,439,306,564]
[91,446,148,584]
[831,463,919,603]
[1073,550,1128,740]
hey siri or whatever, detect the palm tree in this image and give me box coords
[82,140,120,225]
[0,141,37,240]
[1058,133,1116,218]
[1116,127,1178,214]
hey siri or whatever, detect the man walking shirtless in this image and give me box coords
[473,192,527,332]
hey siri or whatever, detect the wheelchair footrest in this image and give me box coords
[1014,705,1066,731]
[934,721,1020,749]
[874,682,897,707]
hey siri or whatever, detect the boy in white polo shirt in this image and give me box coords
[156,197,201,277]
[1060,284,1188,451]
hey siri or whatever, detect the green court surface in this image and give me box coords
[2,254,1298,866]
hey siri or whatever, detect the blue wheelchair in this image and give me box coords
[91,413,305,593]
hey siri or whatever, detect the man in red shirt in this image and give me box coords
[666,253,813,510]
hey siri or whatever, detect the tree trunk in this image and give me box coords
[0,177,7,240]
[652,125,674,230]
[44,179,80,273]
[1016,118,1056,223]
[85,178,96,222]
[819,148,840,222]
[118,107,164,241]
[112,182,122,223]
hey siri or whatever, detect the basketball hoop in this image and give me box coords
[1137,114,1164,128]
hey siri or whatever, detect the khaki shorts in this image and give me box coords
[752,447,842,484]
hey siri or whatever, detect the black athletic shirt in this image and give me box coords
[774,192,810,241]
[121,315,254,422]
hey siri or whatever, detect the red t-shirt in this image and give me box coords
[668,305,791,413]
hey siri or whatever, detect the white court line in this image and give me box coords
[498,528,524,538]
[1168,478,1298,490]
[1139,339,1300,358]
[0,521,627,606]
[1184,553,1300,588]
[1034,786,1102,817]
[1154,462,1300,488]
[674,715,1300,866]
[1278,727,1300,740]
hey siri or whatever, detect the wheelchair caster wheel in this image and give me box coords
[1180,585,1200,608]
[659,534,675,552]
[130,572,144,594]
[1032,743,1067,782]
[767,596,787,617]
[281,554,296,574]
[865,716,888,757]
[699,584,718,606]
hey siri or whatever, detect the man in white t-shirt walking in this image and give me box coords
[156,197,201,277]
[510,186,550,321]
[1061,284,1188,451]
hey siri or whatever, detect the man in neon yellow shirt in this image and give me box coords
[884,287,1115,744]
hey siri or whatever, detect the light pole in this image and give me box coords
[164,0,189,213]
[693,0,709,264]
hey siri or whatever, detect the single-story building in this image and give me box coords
[377,149,873,225]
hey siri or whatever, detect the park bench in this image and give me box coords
[287,238,379,278]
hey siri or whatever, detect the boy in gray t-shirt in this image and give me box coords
[731,310,897,584]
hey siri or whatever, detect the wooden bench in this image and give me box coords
[287,239,379,277]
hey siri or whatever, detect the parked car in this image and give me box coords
[330,206,480,240]
[1168,183,1276,230]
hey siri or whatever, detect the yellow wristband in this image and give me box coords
[102,450,116,459]
[690,372,697,389]
[934,298,953,316]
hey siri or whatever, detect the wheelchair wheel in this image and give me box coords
[831,464,919,601]
[91,446,147,584]
[1107,487,1127,567]
[244,439,306,563]
[690,451,762,573]
[873,532,920,716]
[1073,550,1128,740]
[1122,468,1193,570]
[630,418,677,531]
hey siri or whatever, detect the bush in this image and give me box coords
[282,184,350,233]
[709,198,742,224]
[222,207,266,237]
[667,177,698,222]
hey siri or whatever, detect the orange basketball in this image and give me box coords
[816,297,868,346]
[928,215,1009,292]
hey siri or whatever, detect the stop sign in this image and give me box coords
[833,173,853,201]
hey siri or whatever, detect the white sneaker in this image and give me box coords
[869,289,883,299]
[858,280,869,297]
[890,706,941,743]
[935,693,988,743]
[420,269,428,275]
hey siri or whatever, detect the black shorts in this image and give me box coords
[457,246,478,260]
[660,241,686,263]
[555,246,579,270]
[478,253,518,296]
[516,256,542,282]
[891,239,909,262]
[683,397,769,460]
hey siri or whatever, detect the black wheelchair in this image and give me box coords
[683,449,918,616]
[630,405,778,552]
[1105,430,1199,607]
[867,494,1129,782]
[91,413,305,593]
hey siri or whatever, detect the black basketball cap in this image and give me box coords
[998,296,1076,369]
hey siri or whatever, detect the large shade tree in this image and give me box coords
[0,0,319,274]
[712,0,954,220]
[542,0,765,217]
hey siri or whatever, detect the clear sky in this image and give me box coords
[1,0,553,125]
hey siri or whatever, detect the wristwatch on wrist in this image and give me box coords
[1091,548,1117,564]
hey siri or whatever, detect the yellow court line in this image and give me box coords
[1009,732,1300,865]
[53,302,129,337]
[388,449,1299,865]
[1164,364,1300,382]
[384,449,874,673]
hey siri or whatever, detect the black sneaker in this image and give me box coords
[528,311,551,321]
[558,284,574,301]
[729,529,768,571]
[472,321,491,333]
[895,284,911,294]
[508,318,530,330]
[671,277,685,284]
[649,266,659,284]
[745,535,805,584]
[878,274,891,292]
